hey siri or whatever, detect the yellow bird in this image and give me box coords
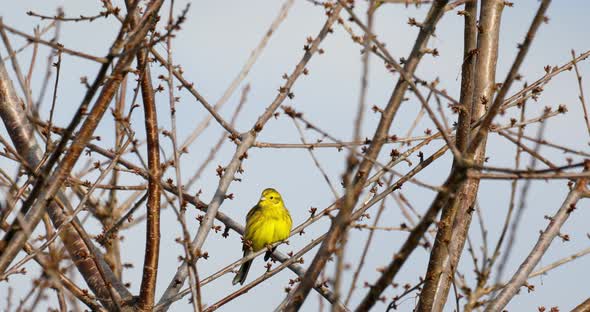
[232,188,292,285]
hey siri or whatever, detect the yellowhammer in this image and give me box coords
[232,188,292,285]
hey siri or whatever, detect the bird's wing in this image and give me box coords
[246,204,260,223]
[243,205,261,251]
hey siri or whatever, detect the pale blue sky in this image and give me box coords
[1,1,589,311]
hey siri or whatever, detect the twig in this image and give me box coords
[496,123,547,283]
[344,175,392,305]
[0,138,132,281]
[157,4,343,309]
[502,49,590,111]
[178,0,294,151]
[0,22,108,63]
[26,8,115,23]
[333,2,376,305]
[184,85,250,190]
[485,177,587,311]
[504,129,590,157]
[204,234,328,312]
[1,21,55,62]
[292,118,340,199]
[497,130,556,169]
[0,1,162,308]
[468,171,590,180]
[0,18,35,108]
[571,49,590,139]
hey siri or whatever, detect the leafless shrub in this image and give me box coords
[0,0,589,311]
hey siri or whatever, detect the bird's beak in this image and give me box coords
[260,196,266,202]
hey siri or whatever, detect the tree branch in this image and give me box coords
[136,47,162,311]
[485,177,587,311]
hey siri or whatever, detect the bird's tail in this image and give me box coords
[232,251,253,285]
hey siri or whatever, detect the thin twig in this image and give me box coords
[178,0,294,151]
[571,49,590,140]
[485,178,587,311]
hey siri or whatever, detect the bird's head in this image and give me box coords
[258,188,283,208]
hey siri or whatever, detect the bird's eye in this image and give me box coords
[270,196,274,199]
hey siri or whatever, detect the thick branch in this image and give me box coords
[0,47,132,309]
[0,1,164,309]
[136,48,162,311]
[416,0,503,310]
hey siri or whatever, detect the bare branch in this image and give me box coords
[485,177,587,311]
[136,46,162,311]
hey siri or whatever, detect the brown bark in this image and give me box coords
[0,1,164,309]
[0,50,131,309]
[418,0,553,309]
[136,47,162,311]
[572,298,590,312]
